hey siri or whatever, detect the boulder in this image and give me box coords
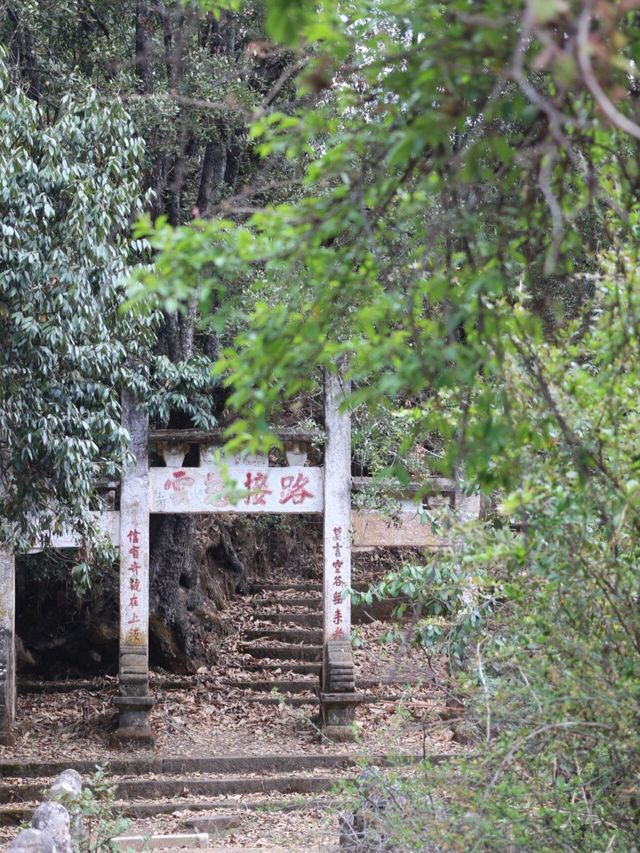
[7,829,55,853]
[31,802,71,853]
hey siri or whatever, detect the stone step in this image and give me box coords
[249,581,371,594]
[116,791,334,819]
[0,752,388,780]
[242,628,322,644]
[252,596,322,609]
[181,815,241,835]
[239,662,322,675]
[251,612,322,627]
[224,679,318,693]
[239,643,323,662]
[0,804,37,825]
[249,582,323,593]
[18,676,200,695]
[225,676,427,693]
[0,773,339,805]
[242,694,318,706]
[249,599,399,626]
[0,794,332,826]
[17,679,114,695]
[112,832,209,850]
[241,694,409,707]
[181,800,327,833]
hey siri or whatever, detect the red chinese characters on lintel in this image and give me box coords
[331,525,347,639]
[244,471,272,505]
[241,470,316,507]
[163,469,195,505]
[126,528,143,641]
[279,472,314,505]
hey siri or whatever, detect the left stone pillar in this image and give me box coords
[112,391,154,746]
[0,546,16,745]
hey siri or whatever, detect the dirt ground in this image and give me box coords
[2,614,454,762]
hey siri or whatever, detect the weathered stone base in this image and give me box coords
[111,695,155,747]
[109,726,154,748]
[321,724,357,743]
[319,692,363,742]
[0,729,16,747]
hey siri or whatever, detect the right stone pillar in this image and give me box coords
[321,360,361,741]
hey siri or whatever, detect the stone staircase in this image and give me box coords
[2,577,439,846]
[0,752,432,848]
[223,579,421,709]
[0,753,350,821]
[224,581,324,710]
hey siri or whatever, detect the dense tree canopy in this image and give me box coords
[137,0,640,471]
[0,47,218,552]
[0,56,152,548]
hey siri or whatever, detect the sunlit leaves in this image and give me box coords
[0,59,153,550]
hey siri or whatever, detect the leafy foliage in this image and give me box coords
[67,766,130,852]
[0,56,151,548]
[135,0,640,846]
[0,53,217,551]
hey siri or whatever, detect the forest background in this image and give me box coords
[2,0,640,849]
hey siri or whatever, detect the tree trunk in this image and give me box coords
[140,5,299,672]
[149,516,202,672]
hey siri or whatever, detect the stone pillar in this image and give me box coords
[454,490,482,525]
[112,392,154,746]
[320,360,361,740]
[0,546,16,746]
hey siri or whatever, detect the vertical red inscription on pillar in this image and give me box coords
[331,525,347,639]
[126,528,144,643]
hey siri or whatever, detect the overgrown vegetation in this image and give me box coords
[3,0,640,846]
[68,766,130,852]
[136,0,640,848]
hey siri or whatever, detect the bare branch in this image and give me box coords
[538,146,563,274]
[577,0,640,141]
[261,56,309,109]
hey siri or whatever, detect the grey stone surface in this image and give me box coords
[111,833,208,850]
[0,547,16,746]
[7,829,55,853]
[48,769,84,851]
[322,361,352,653]
[116,392,152,743]
[31,801,71,853]
[324,640,355,693]
[48,769,82,801]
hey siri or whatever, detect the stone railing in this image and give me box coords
[7,770,82,853]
